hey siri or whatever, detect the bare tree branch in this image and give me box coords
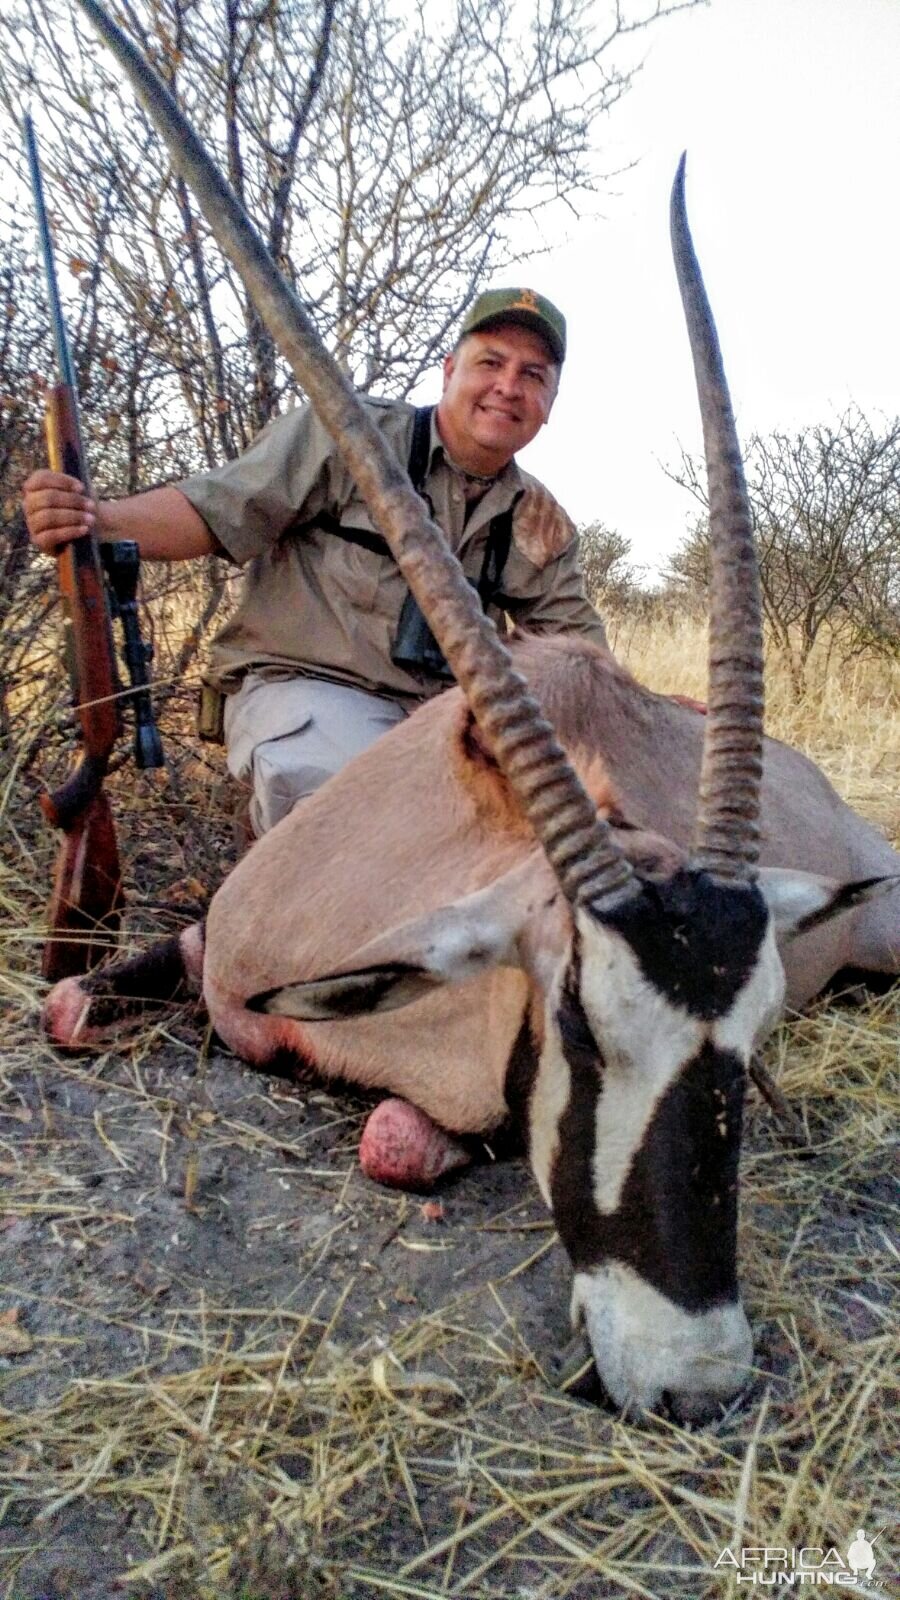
[665,409,900,694]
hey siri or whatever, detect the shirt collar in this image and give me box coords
[428,407,523,494]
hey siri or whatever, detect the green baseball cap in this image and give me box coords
[458,287,566,365]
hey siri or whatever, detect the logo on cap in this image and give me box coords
[458,286,567,363]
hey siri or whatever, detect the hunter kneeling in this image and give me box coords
[25,288,618,838]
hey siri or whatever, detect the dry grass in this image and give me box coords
[613,614,900,838]
[0,617,897,1599]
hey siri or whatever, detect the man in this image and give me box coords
[24,288,607,835]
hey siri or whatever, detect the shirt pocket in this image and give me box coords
[495,541,547,605]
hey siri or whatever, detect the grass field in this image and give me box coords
[0,616,897,1600]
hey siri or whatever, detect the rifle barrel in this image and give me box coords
[22,116,88,470]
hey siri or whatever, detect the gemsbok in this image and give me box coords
[51,0,900,1422]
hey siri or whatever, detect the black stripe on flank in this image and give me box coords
[257,1045,321,1082]
[598,870,769,1020]
[820,965,897,1002]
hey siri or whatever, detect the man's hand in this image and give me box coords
[22,478,217,562]
[23,470,99,553]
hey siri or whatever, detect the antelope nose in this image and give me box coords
[666,1304,754,1422]
[665,1381,749,1427]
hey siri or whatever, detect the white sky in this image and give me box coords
[427,0,900,578]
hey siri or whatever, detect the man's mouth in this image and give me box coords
[478,404,519,423]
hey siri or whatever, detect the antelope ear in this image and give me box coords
[250,963,454,1020]
[249,854,565,1020]
[759,869,899,939]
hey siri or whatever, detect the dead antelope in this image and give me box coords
[52,0,899,1423]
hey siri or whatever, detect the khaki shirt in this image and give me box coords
[179,395,607,702]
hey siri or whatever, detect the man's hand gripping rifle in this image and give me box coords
[24,116,164,983]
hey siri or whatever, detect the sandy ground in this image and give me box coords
[1,984,896,1599]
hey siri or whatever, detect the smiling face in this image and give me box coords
[436,323,560,476]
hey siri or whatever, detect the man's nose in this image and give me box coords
[491,365,524,397]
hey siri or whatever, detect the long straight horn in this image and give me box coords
[74,0,635,909]
[670,156,764,882]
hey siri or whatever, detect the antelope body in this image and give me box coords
[48,631,898,1420]
[197,633,898,1111]
[53,0,899,1422]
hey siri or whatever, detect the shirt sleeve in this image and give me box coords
[175,403,337,566]
[506,535,609,648]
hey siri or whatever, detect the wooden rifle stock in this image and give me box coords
[24,114,162,981]
[41,383,125,981]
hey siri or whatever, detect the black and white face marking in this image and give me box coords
[528,870,784,1418]
[600,868,776,1020]
[551,984,745,1306]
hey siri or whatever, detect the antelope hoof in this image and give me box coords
[358,1098,473,1190]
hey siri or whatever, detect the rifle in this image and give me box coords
[24,116,164,983]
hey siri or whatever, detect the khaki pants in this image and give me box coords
[225,674,408,836]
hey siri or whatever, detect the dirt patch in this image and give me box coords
[1,982,897,1600]
[0,1014,570,1597]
